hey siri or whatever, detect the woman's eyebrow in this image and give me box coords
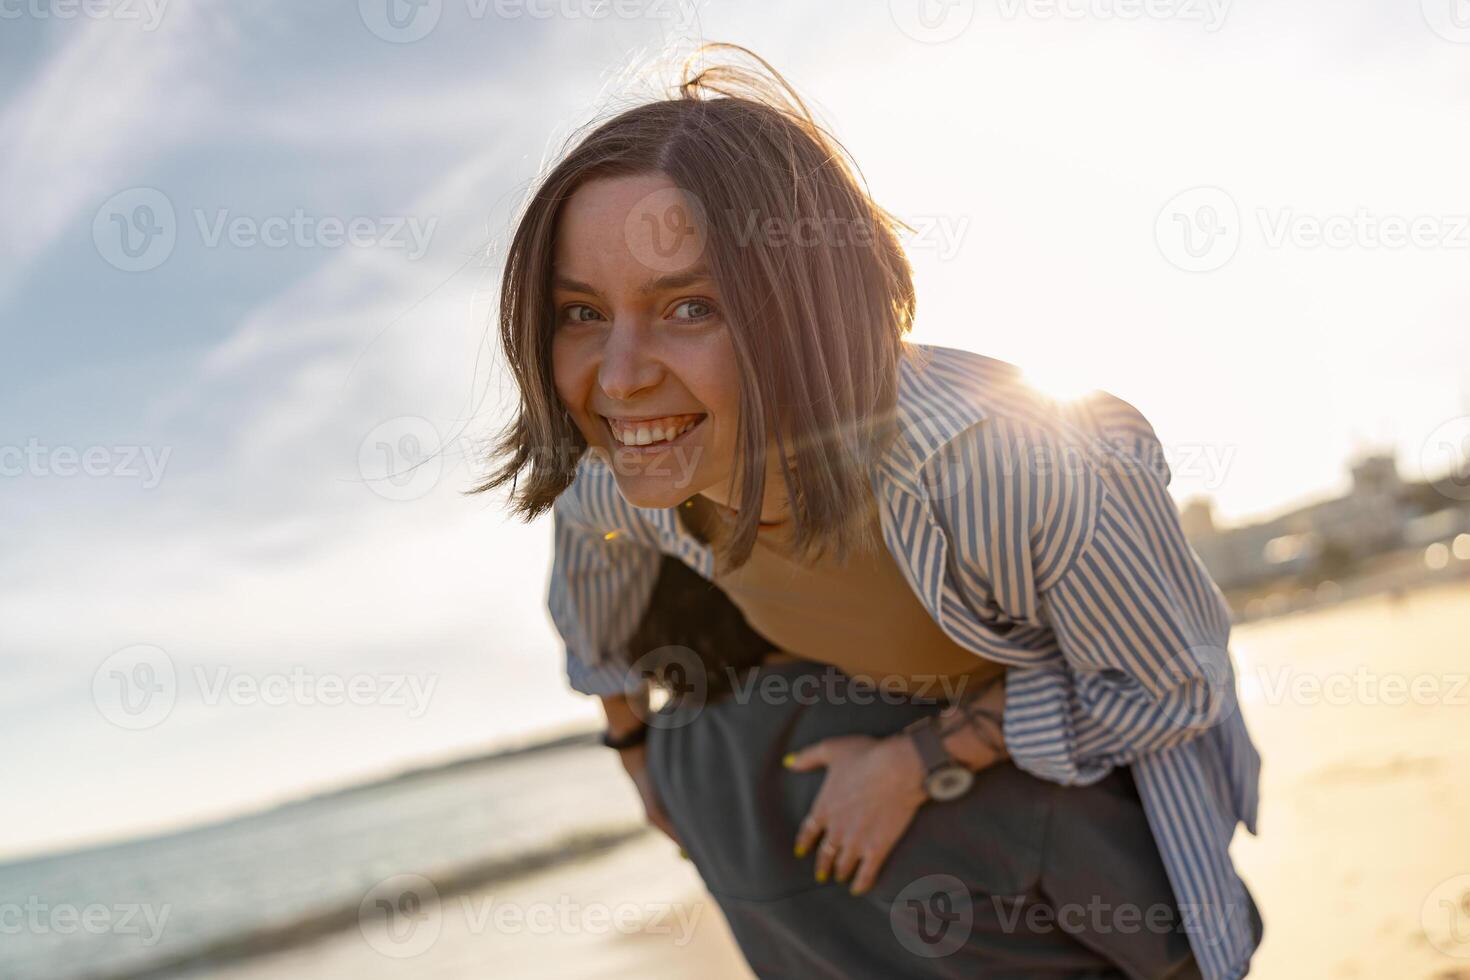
[552,267,714,297]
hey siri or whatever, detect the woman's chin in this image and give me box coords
[611,474,697,511]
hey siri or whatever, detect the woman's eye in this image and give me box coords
[561,303,603,325]
[671,299,716,322]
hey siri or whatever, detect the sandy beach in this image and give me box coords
[193,578,1470,980]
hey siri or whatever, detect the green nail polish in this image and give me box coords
[782,753,796,768]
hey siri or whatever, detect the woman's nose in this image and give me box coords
[597,330,664,401]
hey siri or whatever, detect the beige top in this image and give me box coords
[678,491,1005,702]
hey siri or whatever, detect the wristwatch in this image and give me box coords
[902,715,974,802]
[599,724,648,751]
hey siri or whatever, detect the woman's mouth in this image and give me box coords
[601,413,707,453]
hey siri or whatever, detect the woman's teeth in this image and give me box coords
[607,414,704,447]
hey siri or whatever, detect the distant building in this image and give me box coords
[1183,451,1468,591]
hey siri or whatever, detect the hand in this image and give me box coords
[784,733,927,897]
[617,742,685,852]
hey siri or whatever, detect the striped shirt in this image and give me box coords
[547,341,1263,980]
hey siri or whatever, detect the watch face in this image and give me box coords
[925,765,974,802]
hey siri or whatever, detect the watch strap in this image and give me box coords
[904,715,952,774]
[599,724,648,750]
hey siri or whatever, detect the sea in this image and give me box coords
[0,732,646,980]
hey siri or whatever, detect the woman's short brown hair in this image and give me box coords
[471,43,917,571]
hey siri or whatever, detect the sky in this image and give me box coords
[2,0,1468,860]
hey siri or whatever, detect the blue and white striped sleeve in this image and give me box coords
[547,480,663,698]
[933,407,1238,787]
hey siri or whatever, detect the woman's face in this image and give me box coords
[550,172,788,518]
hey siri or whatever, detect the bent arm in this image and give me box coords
[547,479,662,697]
[927,407,1238,787]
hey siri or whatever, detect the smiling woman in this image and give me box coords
[474,41,1262,980]
[472,45,916,575]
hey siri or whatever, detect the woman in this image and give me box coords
[475,44,1264,979]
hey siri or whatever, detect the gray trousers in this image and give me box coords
[646,659,1261,979]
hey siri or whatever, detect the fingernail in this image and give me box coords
[814,869,828,884]
[782,753,796,768]
[793,843,807,858]
[678,847,689,860]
